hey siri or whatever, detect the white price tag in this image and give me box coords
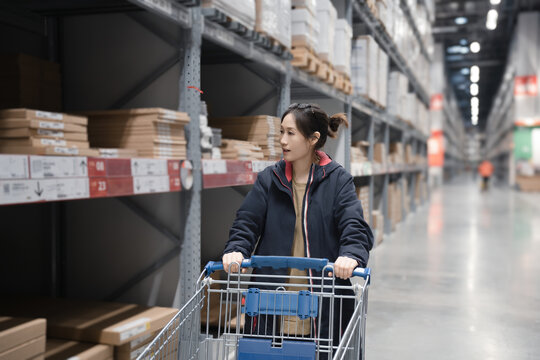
[36,110,63,120]
[54,178,90,200]
[0,180,40,204]
[41,138,67,146]
[133,176,170,194]
[202,160,227,174]
[39,121,64,129]
[113,317,151,342]
[37,129,64,138]
[30,156,88,178]
[131,159,168,176]
[0,155,29,179]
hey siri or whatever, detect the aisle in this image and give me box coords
[366,176,540,359]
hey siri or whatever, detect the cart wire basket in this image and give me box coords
[136,256,370,360]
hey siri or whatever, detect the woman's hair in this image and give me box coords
[281,103,349,150]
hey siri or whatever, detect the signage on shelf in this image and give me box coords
[514,75,538,97]
[133,176,170,194]
[131,158,168,176]
[30,156,88,179]
[430,94,443,111]
[0,155,30,180]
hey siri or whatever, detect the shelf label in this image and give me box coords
[89,178,108,198]
[133,176,170,194]
[131,158,168,176]
[169,176,181,191]
[167,160,181,176]
[251,161,274,173]
[35,110,63,120]
[202,159,227,174]
[0,179,40,204]
[0,155,29,180]
[30,156,88,178]
[54,178,90,200]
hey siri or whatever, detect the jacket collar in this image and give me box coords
[284,150,332,182]
[274,150,339,189]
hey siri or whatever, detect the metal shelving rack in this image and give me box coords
[1,0,432,305]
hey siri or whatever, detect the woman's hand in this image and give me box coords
[222,252,246,273]
[332,256,358,280]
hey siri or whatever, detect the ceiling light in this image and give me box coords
[472,107,479,116]
[470,42,481,53]
[471,97,479,107]
[472,117,478,126]
[470,83,479,96]
[470,66,480,83]
[490,0,501,5]
[472,114,478,121]
[486,9,498,30]
[455,17,468,25]
[461,68,470,75]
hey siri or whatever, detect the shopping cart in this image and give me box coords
[136,256,371,360]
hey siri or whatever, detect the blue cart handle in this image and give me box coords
[205,256,371,280]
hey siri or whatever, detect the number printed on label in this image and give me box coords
[98,181,107,192]
[96,161,105,172]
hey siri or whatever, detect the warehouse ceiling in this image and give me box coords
[433,0,540,130]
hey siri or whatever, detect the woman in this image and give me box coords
[222,103,373,353]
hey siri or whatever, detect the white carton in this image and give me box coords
[334,19,352,76]
[315,0,337,63]
[378,48,389,108]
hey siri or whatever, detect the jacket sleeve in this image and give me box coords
[223,170,269,258]
[333,172,374,267]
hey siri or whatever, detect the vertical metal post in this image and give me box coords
[344,101,352,172]
[400,132,406,219]
[178,7,202,306]
[410,139,417,212]
[367,118,375,226]
[382,124,391,234]
[277,63,291,117]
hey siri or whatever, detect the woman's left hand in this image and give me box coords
[332,256,358,280]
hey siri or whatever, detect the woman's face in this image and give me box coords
[280,113,313,163]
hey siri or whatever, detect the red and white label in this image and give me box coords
[131,159,168,176]
[89,178,109,197]
[87,158,107,177]
[515,75,538,96]
[430,94,443,111]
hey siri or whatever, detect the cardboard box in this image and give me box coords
[114,332,157,360]
[516,175,540,191]
[315,0,337,63]
[0,109,87,126]
[356,186,370,224]
[45,339,112,360]
[0,297,178,346]
[374,143,386,164]
[378,47,389,108]
[0,336,45,360]
[372,210,384,246]
[0,318,46,354]
[0,54,62,112]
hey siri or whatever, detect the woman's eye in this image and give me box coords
[280,129,284,134]
[288,132,294,135]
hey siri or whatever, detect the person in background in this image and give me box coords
[222,103,374,355]
[478,159,494,191]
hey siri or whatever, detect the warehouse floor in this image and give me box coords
[366,176,540,359]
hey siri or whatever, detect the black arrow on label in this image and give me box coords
[35,181,43,197]
[80,160,87,174]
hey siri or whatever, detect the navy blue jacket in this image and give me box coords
[224,151,373,269]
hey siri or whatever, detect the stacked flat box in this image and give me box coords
[352,36,378,101]
[372,210,384,246]
[202,0,256,30]
[350,144,368,163]
[334,19,352,76]
[376,0,389,30]
[0,317,46,360]
[374,143,386,164]
[387,71,407,117]
[86,108,190,159]
[0,53,62,112]
[403,177,410,216]
[389,143,404,164]
[291,0,316,15]
[209,115,281,160]
[0,297,178,347]
[255,0,291,49]
[220,139,264,160]
[315,0,337,63]
[378,48,389,108]
[405,93,417,125]
[356,186,370,225]
[292,8,320,52]
[0,108,98,157]
[114,332,158,360]
[405,144,413,164]
[45,339,112,360]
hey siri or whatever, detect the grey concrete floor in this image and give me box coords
[366,177,540,359]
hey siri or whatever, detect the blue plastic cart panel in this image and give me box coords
[241,288,318,319]
[238,338,316,360]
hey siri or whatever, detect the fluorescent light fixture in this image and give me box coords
[472,116,478,126]
[470,42,480,53]
[490,0,501,5]
[472,114,478,122]
[471,107,479,116]
[471,97,479,107]
[455,17,468,25]
[470,65,480,82]
[486,9,498,30]
[470,83,479,96]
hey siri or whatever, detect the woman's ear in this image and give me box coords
[310,131,320,146]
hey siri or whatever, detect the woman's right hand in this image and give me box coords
[222,252,246,273]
